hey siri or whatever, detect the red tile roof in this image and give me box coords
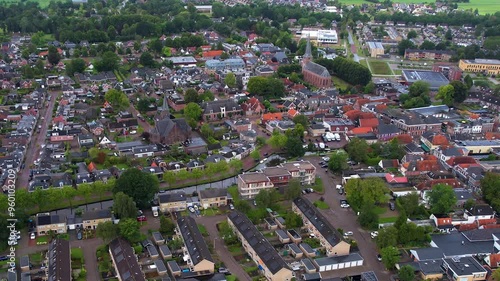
[202,50,223,58]
[385,173,408,183]
[287,108,298,117]
[446,156,477,166]
[358,112,376,119]
[359,118,379,128]
[349,127,373,134]
[88,162,97,172]
[262,113,282,123]
[394,134,413,144]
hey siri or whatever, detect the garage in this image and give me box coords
[314,253,364,272]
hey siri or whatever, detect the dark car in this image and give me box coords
[0,256,8,261]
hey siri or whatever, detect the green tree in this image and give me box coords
[118,218,141,243]
[407,30,417,39]
[436,84,455,106]
[96,221,119,243]
[224,72,237,88]
[62,186,77,210]
[285,136,305,158]
[113,192,138,219]
[247,76,285,98]
[137,98,152,113]
[397,39,416,56]
[492,268,500,281]
[464,74,473,89]
[292,114,309,128]
[255,189,280,208]
[398,265,416,281]
[250,149,260,161]
[419,40,436,50]
[376,226,399,249]
[285,212,303,228]
[328,152,349,173]
[184,102,202,121]
[396,193,428,219]
[409,81,430,98]
[346,137,370,163]
[235,200,251,213]
[464,198,476,210]
[445,29,453,40]
[285,179,302,200]
[427,184,457,215]
[364,81,376,94]
[380,246,400,269]
[159,215,176,235]
[105,89,130,111]
[358,204,379,229]
[184,88,199,104]
[168,238,184,250]
[94,51,120,72]
[268,132,288,149]
[47,45,61,65]
[149,39,163,54]
[66,58,86,76]
[114,168,160,209]
[450,80,468,103]
[200,123,212,138]
[140,51,155,67]
[345,178,389,211]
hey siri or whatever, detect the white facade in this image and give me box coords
[300,30,338,44]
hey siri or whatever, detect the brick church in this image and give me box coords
[301,37,332,88]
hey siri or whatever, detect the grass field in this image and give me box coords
[332,76,352,90]
[0,0,66,7]
[368,60,393,75]
[457,0,500,14]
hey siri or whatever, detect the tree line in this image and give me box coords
[316,57,372,86]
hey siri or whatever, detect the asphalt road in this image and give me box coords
[17,91,59,190]
[348,30,360,63]
[304,156,391,280]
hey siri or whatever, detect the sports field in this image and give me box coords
[368,60,393,75]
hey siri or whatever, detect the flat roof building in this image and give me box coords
[367,41,384,58]
[459,59,500,75]
[401,70,449,90]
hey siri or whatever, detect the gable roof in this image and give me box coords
[359,118,379,128]
[47,239,71,281]
[177,216,213,265]
[109,238,145,281]
[228,211,289,275]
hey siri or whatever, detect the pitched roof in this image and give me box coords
[359,118,379,128]
[47,239,71,281]
[228,211,289,274]
[177,216,213,265]
[109,238,145,281]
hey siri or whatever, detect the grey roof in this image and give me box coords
[81,209,112,221]
[300,243,315,254]
[361,271,379,281]
[301,258,316,271]
[303,273,322,281]
[314,253,363,266]
[177,216,214,265]
[303,61,330,77]
[288,243,302,254]
[159,192,187,204]
[20,255,30,267]
[276,229,289,240]
[402,70,449,89]
[203,99,241,115]
[467,204,495,216]
[167,260,181,272]
[109,238,145,281]
[152,231,165,243]
[410,247,444,261]
[293,197,342,247]
[400,259,443,275]
[47,239,71,281]
[377,123,400,135]
[159,245,172,257]
[430,232,494,257]
[147,245,159,256]
[405,143,424,153]
[37,214,63,226]
[462,229,500,242]
[228,211,289,274]
[443,257,486,276]
[154,259,167,272]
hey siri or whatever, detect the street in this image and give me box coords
[17,91,59,190]
[304,156,391,280]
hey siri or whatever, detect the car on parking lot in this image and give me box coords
[321,164,328,168]
[340,203,350,208]
[229,204,235,210]
[30,232,36,240]
[260,158,267,164]
[322,156,330,161]
[188,206,195,213]
[218,267,230,274]
[370,231,378,239]
[344,231,353,236]
[137,215,147,222]
[0,256,8,261]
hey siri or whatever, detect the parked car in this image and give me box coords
[377,254,382,261]
[340,203,350,208]
[344,231,353,236]
[137,215,147,222]
[77,231,82,240]
[322,156,330,161]
[218,267,230,274]
[229,204,235,210]
[30,232,36,240]
[260,158,267,164]
[370,231,378,239]
[188,206,195,213]
[389,202,395,211]
[0,256,8,261]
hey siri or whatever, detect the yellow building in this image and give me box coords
[459,59,500,75]
[82,209,112,230]
[199,188,227,209]
[158,192,187,213]
[36,213,67,236]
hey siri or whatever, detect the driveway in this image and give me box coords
[303,156,392,280]
[17,91,59,190]
[195,215,252,281]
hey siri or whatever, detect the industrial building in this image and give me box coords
[401,70,449,90]
[459,59,500,75]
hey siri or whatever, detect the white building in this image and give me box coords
[300,29,338,44]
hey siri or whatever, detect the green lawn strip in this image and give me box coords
[379,216,398,223]
[313,200,329,209]
[312,178,324,193]
[197,224,209,237]
[368,60,392,75]
[373,206,387,215]
[332,76,352,90]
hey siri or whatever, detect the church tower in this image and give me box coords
[158,94,170,120]
[303,35,313,64]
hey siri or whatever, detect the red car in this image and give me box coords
[137,215,147,222]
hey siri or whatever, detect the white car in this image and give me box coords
[322,156,330,161]
[370,231,379,238]
[30,232,36,240]
[341,203,350,208]
[344,231,353,236]
[188,206,195,213]
[336,184,342,190]
[260,158,267,164]
[229,204,235,210]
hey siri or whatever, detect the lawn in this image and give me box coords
[311,178,324,193]
[313,200,329,209]
[0,0,65,8]
[457,0,500,14]
[373,206,387,215]
[36,236,49,244]
[197,224,209,237]
[368,60,393,75]
[379,216,398,223]
[332,76,352,90]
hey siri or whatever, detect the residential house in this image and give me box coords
[292,197,350,257]
[159,192,187,213]
[237,172,274,199]
[241,97,265,116]
[281,161,316,185]
[46,239,71,281]
[199,188,228,208]
[81,209,112,230]
[177,216,215,273]
[202,99,242,121]
[379,108,442,136]
[109,238,146,281]
[36,213,67,236]
[228,211,293,281]
[442,257,487,281]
